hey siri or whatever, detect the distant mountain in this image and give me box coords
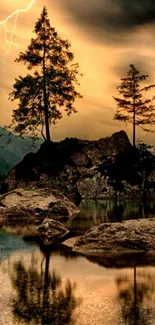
[0,127,43,179]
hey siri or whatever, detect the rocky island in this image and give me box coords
[2,130,155,202]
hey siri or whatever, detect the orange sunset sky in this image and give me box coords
[1,0,155,144]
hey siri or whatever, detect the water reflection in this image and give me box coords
[66,199,155,235]
[10,251,80,325]
[2,195,155,325]
[116,267,155,325]
[1,237,155,325]
[23,237,81,262]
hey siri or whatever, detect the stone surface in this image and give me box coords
[73,219,155,256]
[63,236,81,248]
[83,143,103,166]
[37,218,69,245]
[77,173,109,199]
[0,188,80,228]
[71,151,90,166]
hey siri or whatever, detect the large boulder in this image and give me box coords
[0,188,80,229]
[73,219,155,256]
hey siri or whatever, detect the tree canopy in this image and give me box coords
[9,6,82,141]
[113,64,155,146]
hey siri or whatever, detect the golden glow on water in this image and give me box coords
[1,247,155,325]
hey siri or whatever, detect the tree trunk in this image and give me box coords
[43,31,51,142]
[133,108,136,147]
[42,252,50,325]
[133,77,136,147]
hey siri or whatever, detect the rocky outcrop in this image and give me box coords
[3,131,133,200]
[0,188,80,229]
[37,218,69,245]
[3,130,155,200]
[73,219,155,256]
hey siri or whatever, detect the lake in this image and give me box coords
[0,199,155,325]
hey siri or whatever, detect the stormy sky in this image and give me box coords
[1,0,155,143]
[61,0,155,34]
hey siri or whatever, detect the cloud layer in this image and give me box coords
[60,0,155,42]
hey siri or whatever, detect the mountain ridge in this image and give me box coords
[0,127,43,179]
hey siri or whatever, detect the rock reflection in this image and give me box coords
[116,267,155,325]
[10,251,80,325]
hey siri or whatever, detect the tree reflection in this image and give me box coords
[11,252,80,325]
[107,200,124,222]
[116,267,155,325]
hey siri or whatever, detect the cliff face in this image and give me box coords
[3,130,155,201]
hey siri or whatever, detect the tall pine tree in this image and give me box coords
[9,7,82,141]
[113,64,155,146]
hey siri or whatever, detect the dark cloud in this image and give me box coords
[60,0,155,42]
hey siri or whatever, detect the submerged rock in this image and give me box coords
[0,188,79,229]
[73,219,155,256]
[37,218,69,245]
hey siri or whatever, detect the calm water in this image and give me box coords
[1,200,155,325]
[66,199,155,235]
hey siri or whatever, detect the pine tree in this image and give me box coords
[9,7,82,141]
[113,64,155,147]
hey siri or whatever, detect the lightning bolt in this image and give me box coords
[0,0,35,64]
